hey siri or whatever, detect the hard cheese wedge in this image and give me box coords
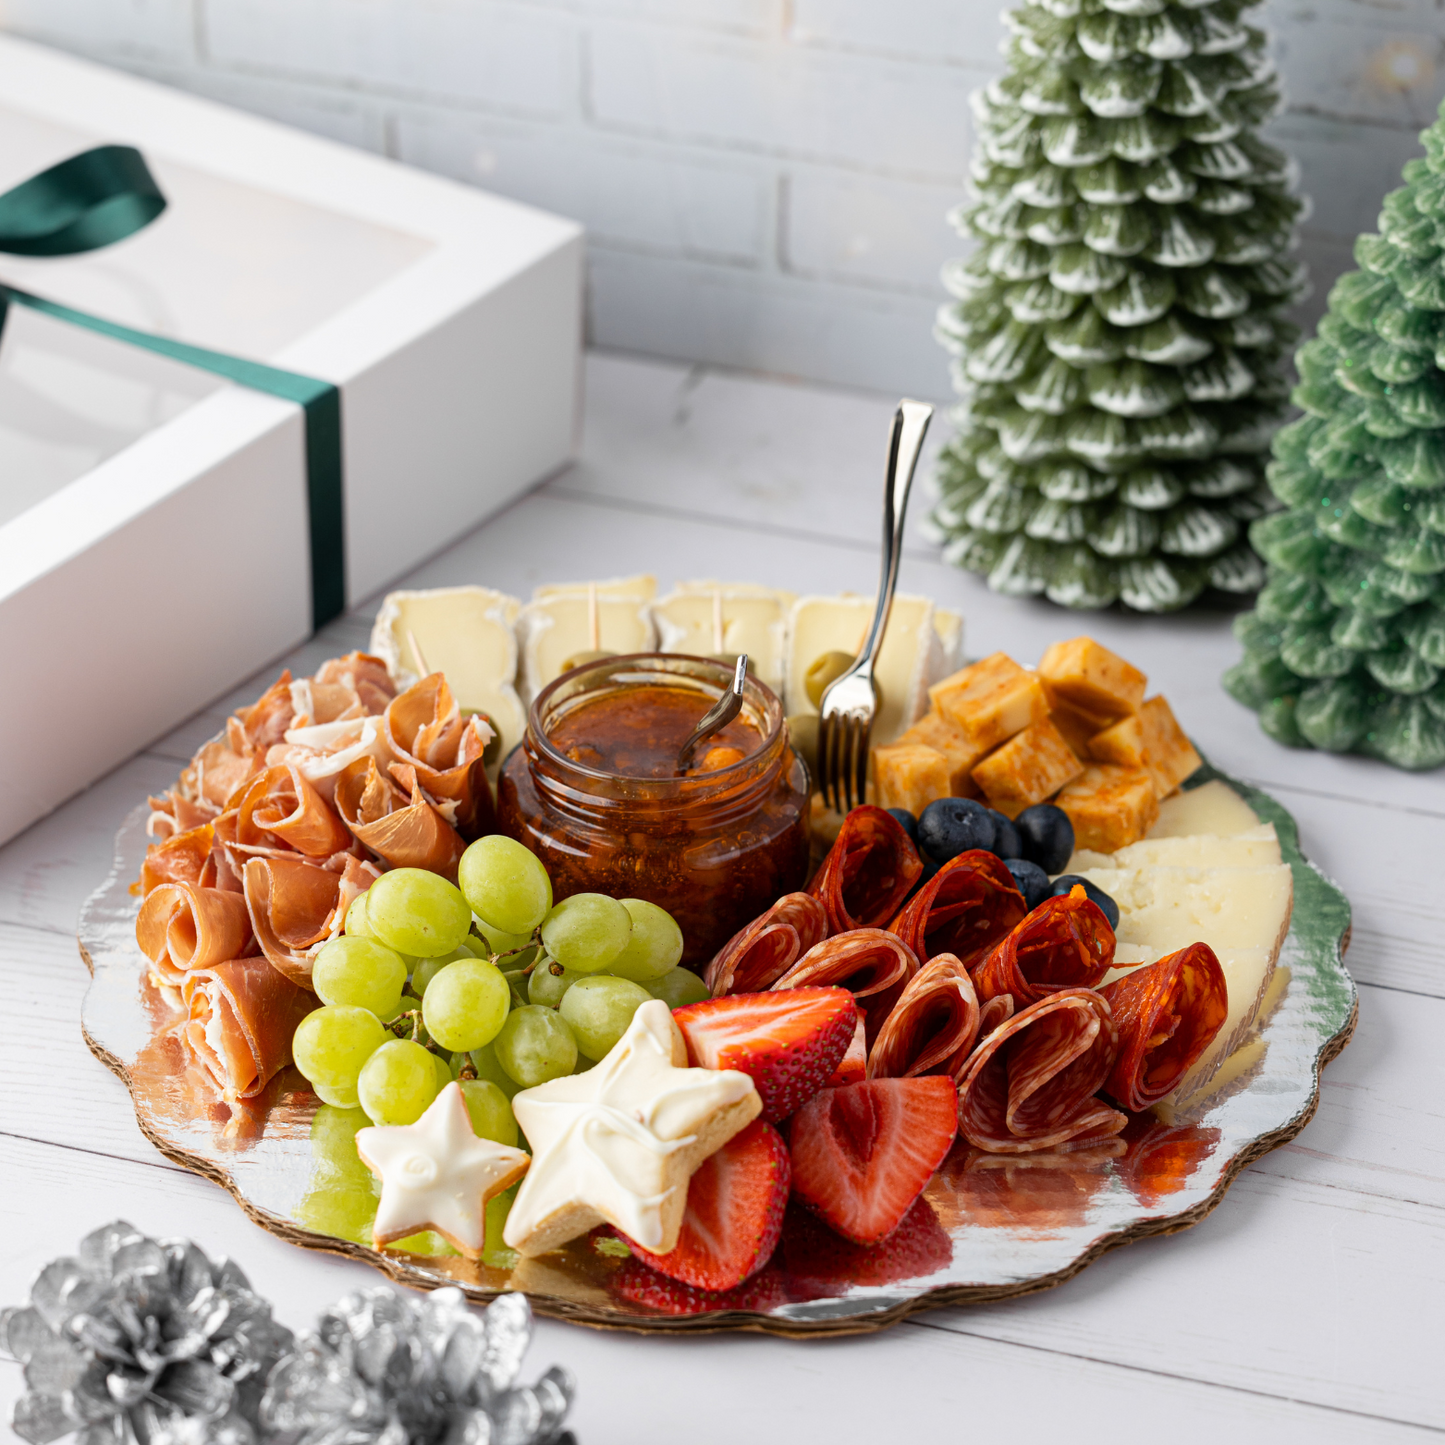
[1069,823,1282,872]
[370,586,527,756]
[1148,779,1261,837]
[650,582,794,694]
[517,576,657,702]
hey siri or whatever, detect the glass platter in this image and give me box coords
[77,760,1356,1338]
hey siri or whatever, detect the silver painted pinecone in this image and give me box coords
[0,1221,294,1445]
[261,1287,574,1445]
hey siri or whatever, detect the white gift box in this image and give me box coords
[0,36,583,847]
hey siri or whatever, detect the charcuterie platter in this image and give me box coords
[76,576,1355,1337]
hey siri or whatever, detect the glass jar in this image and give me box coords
[496,654,810,967]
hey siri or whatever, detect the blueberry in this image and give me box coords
[1015,804,1075,874]
[918,797,996,862]
[1004,858,1050,911]
[988,810,1022,861]
[886,808,918,843]
[1051,874,1120,929]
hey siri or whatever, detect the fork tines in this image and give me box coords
[817,698,872,815]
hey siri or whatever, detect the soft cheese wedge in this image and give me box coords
[650,582,795,694]
[517,576,657,702]
[370,586,527,756]
[785,593,949,745]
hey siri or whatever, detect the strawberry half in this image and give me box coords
[789,1076,957,1244]
[826,1016,866,1088]
[674,987,858,1123]
[624,1119,790,1292]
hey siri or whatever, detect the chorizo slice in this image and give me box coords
[887,850,1025,969]
[973,886,1114,1008]
[807,806,922,934]
[704,892,828,996]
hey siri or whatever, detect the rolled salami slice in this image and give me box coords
[887,851,1025,969]
[180,955,314,1100]
[335,757,467,881]
[384,673,497,840]
[136,883,255,988]
[704,892,829,996]
[1100,943,1229,1111]
[956,987,1127,1154]
[773,928,919,1041]
[242,854,379,989]
[236,764,354,860]
[806,806,922,933]
[973,888,1115,1008]
[866,954,982,1082]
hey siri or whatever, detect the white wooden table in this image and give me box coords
[3,353,1442,1443]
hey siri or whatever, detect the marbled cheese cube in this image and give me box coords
[1088,712,1148,768]
[898,712,985,796]
[1055,763,1159,851]
[872,741,951,817]
[971,716,1084,816]
[1138,695,1203,797]
[1037,637,1146,720]
[928,652,1049,754]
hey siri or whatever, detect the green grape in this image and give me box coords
[475,917,535,957]
[559,976,651,1061]
[431,1050,454,1095]
[422,957,511,1052]
[468,1041,521,1099]
[365,868,472,958]
[357,1038,440,1126]
[459,835,553,935]
[312,936,407,1016]
[540,893,631,974]
[412,947,472,999]
[313,1078,360,1108]
[460,932,492,959]
[483,1185,520,1270]
[379,992,421,1025]
[501,969,530,1011]
[344,890,372,937]
[527,957,582,1008]
[608,899,684,982]
[494,1005,579,1087]
[459,1079,519,1146]
[645,966,711,1009]
[293,1005,386,1094]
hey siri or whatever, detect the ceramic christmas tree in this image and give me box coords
[931,0,1307,612]
[1224,108,1445,771]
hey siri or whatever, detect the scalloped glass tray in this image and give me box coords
[77,762,1355,1337]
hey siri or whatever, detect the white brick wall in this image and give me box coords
[1,0,1439,396]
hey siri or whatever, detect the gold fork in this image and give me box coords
[816,399,934,815]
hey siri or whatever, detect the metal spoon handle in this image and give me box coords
[677,653,749,771]
[854,400,933,677]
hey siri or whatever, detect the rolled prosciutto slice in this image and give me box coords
[335,757,466,880]
[807,806,922,934]
[234,764,355,860]
[867,954,1014,1082]
[704,892,829,996]
[887,851,1025,969]
[773,928,919,1042]
[956,988,1127,1154]
[973,887,1115,1008]
[384,674,497,840]
[243,854,379,989]
[136,883,254,988]
[1099,943,1229,1112]
[180,956,314,1100]
[139,823,220,896]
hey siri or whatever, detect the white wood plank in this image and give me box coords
[0,1133,1428,1445]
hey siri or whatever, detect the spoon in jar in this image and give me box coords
[676,654,749,772]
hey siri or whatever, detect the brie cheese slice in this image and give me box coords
[650,582,795,695]
[517,582,656,702]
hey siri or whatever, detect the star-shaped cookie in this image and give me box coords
[356,1081,530,1257]
[504,999,761,1258]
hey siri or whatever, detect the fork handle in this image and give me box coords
[855,399,934,674]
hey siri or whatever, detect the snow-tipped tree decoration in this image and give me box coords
[931,0,1308,612]
[1225,103,1445,770]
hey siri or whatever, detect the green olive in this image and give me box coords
[786,713,819,792]
[804,651,882,712]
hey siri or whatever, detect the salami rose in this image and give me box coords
[773,928,919,1042]
[807,806,923,934]
[866,954,1008,1082]
[887,851,1025,969]
[704,892,828,996]
[956,987,1127,1154]
[1100,943,1229,1111]
[973,887,1114,1008]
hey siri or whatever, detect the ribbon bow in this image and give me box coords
[0,144,345,629]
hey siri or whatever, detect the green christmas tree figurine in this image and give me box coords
[931,0,1307,612]
[1225,104,1445,771]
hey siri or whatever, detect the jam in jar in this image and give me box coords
[496,654,810,967]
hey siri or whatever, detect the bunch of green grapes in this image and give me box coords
[290,836,707,1133]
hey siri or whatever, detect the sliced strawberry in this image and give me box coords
[788,1076,957,1244]
[826,1015,866,1087]
[624,1119,790,1291]
[675,987,858,1123]
[612,1260,789,1316]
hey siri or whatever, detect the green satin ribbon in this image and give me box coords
[0,144,345,629]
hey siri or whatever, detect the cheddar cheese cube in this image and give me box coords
[928,653,1049,754]
[1037,637,1146,720]
[1138,695,1203,797]
[1088,712,1148,769]
[872,741,951,818]
[898,712,986,796]
[1055,764,1159,853]
[971,716,1084,817]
